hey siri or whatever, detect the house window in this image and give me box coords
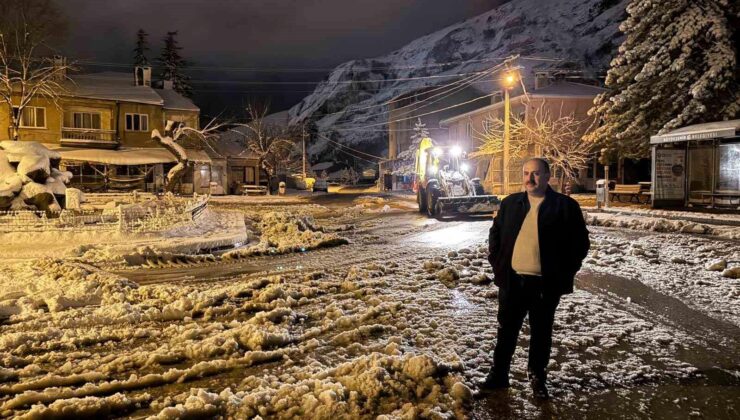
[465,122,473,139]
[125,113,149,131]
[13,106,46,128]
[73,112,101,129]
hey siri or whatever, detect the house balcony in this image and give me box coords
[61,128,118,149]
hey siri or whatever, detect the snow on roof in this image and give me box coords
[155,88,199,112]
[68,72,164,105]
[212,128,260,159]
[440,81,605,125]
[650,120,740,145]
[46,145,212,165]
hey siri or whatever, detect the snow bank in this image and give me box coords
[0,259,136,316]
[584,210,740,240]
[223,211,348,259]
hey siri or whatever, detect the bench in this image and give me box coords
[609,184,651,204]
[241,185,268,196]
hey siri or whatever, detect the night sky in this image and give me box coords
[57,0,508,119]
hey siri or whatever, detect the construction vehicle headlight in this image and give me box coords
[429,165,437,174]
[432,148,443,157]
[450,146,462,157]
[460,163,469,172]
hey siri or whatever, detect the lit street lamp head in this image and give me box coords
[502,72,517,89]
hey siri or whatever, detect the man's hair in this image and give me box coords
[524,157,550,174]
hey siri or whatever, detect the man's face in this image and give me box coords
[522,160,550,195]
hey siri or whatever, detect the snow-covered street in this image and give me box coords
[0,194,738,419]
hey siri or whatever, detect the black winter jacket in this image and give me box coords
[488,187,590,296]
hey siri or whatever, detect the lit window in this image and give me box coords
[72,112,101,129]
[13,106,46,128]
[125,113,149,131]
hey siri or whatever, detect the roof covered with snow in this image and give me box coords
[68,72,164,105]
[45,145,212,165]
[155,88,199,112]
[211,129,260,160]
[440,81,605,125]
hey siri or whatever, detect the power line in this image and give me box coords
[331,62,518,130]
[307,62,502,120]
[74,55,562,73]
[305,56,518,125]
[317,133,385,160]
[74,70,492,85]
[334,91,497,131]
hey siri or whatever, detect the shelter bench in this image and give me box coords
[241,185,268,196]
[609,184,650,204]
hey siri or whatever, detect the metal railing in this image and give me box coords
[0,194,209,233]
[61,127,117,143]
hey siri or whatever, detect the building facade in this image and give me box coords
[440,81,606,194]
[0,68,225,194]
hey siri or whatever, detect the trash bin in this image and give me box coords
[278,181,286,196]
[596,179,606,209]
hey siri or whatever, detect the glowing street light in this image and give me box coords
[501,68,519,194]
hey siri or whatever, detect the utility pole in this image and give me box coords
[302,125,307,178]
[501,69,517,195]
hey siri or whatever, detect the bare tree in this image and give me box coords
[522,105,594,190]
[0,0,71,141]
[151,119,224,192]
[471,104,594,191]
[469,114,530,159]
[231,104,300,189]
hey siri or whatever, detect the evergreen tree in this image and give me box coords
[158,31,192,97]
[586,0,739,162]
[398,118,430,160]
[133,29,149,67]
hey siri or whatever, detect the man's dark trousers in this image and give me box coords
[492,273,560,380]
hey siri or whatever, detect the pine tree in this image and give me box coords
[158,31,192,97]
[398,118,430,160]
[586,0,739,163]
[133,29,149,67]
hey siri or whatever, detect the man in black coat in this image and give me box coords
[482,158,590,399]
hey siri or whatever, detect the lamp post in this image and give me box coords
[502,71,517,194]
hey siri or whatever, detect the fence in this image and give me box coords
[0,194,209,233]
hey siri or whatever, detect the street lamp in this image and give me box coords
[501,70,518,194]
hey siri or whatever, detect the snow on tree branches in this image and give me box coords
[0,0,71,141]
[586,0,739,162]
[397,118,430,161]
[151,120,223,192]
[158,31,192,98]
[231,105,300,185]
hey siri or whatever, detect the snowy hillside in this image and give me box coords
[288,0,628,155]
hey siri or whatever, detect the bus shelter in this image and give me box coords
[650,120,740,209]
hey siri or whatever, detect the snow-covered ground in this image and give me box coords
[0,194,737,418]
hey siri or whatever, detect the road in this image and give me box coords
[115,193,739,419]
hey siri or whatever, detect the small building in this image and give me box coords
[650,120,740,209]
[440,80,605,194]
[212,128,264,195]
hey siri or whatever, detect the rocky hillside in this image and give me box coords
[288,0,628,157]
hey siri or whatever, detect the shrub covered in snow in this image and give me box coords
[0,141,72,212]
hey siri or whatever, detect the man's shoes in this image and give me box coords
[480,371,509,391]
[528,373,549,400]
